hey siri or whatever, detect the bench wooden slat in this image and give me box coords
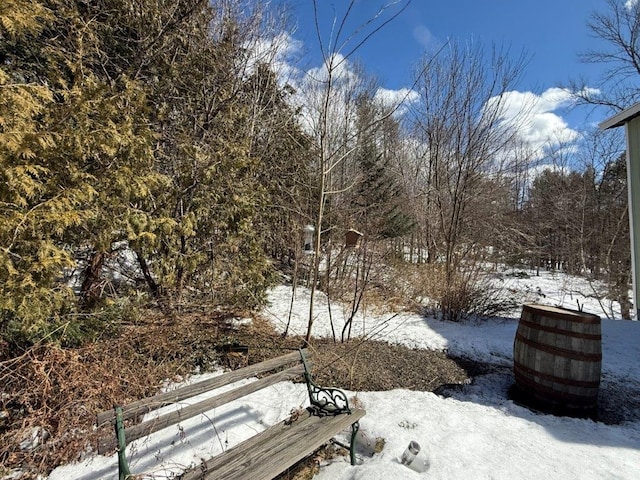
[97,350,308,426]
[181,408,366,480]
[97,364,305,454]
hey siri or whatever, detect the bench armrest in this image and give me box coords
[299,349,351,416]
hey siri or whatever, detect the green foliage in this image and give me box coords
[0,39,82,339]
[0,0,318,344]
[356,148,416,239]
[0,0,162,343]
[246,65,316,264]
[1,296,140,347]
[0,0,51,36]
[353,95,415,240]
[115,6,290,309]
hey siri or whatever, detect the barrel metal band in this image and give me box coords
[514,373,599,404]
[518,318,601,340]
[513,362,601,388]
[515,333,602,362]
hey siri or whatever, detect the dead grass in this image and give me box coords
[0,310,476,479]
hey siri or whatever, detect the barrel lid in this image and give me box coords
[522,304,601,323]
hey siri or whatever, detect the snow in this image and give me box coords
[47,270,640,480]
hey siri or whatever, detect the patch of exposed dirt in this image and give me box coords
[301,339,479,392]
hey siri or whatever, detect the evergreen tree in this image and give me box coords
[120,3,281,309]
[0,1,161,343]
[244,64,315,266]
[353,95,415,240]
[0,3,76,339]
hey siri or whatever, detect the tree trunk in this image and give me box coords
[80,251,107,308]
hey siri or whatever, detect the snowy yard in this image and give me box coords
[48,270,640,480]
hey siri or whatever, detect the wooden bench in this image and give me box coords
[96,349,366,480]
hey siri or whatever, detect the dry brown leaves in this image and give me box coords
[0,341,171,478]
[0,312,223,478]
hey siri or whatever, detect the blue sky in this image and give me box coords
[290,0,606,91]
[276,0,622,147]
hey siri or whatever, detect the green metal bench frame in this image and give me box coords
[105,349,362,480]
[299,349,360,465]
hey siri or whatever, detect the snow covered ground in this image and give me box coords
[48,270,640,480]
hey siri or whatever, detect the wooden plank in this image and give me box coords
[181,408,366,480]
[97,350,308,426]
[97,364,305,454]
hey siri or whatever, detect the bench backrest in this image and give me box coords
[96,349,309,454]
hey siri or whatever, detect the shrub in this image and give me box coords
[389,262,517,321]
[1,296,141,348]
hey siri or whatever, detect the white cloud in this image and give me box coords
[245,32,303,84]
[374,87,419,116]
[413,25,436,49]
[304,53,359,85]
[374,87,419,106]
[292,54,419,136]
[491,87,585,157]
[527,163,570,181]
[626,0,638,10]
[291,54,361,136]
[537,87,576,111]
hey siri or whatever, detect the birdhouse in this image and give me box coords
[303,224,315,253]
[345,229,363,248]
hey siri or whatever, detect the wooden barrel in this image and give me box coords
[512,304,601,416]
